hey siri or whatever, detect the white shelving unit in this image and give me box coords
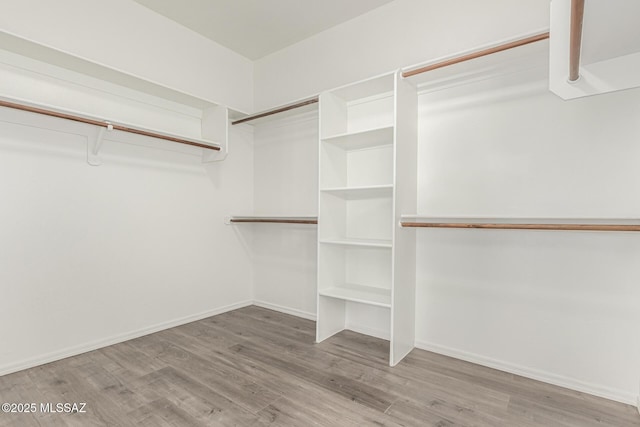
[316,71,417,366]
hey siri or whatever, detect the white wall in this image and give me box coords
[254,0,550,110]
[0,0,253,113]
[0,107,254,374]
[414,69,640,404]
[249,112,318,319]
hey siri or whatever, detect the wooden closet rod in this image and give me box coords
[400,222,640,232]
[569,0,585,82]
[0,99,220,151]
[230,218,318,225]
[402,32,550,78]
[231,97,319,125]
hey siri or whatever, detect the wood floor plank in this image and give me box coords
[258,396,373,427]
[386,396,508,427]
[133,333,282,414]
[508,394,639,427]
[154,327,302,398]
[218,342,408,426]
[98,340,169,377]
[0,305,638,427]
[134,366,261,426]
[159,318,251,350]
[170,324,407,426]
[0,371,55,427]
[215,314,512,421]
[384,398,460,427]
[229,341,398,413]
[0,371,41,427]
[206,310,315,348]
[71,353,151,415]
[257,386,405,427]
[29,363,136,427]
[127,398,208,427]
[319,329,390,364]
[231,306,316,338]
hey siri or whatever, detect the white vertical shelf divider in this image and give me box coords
[390,72,418,366]
[316,71,417,366]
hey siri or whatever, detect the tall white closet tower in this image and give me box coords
[316,71,418,366]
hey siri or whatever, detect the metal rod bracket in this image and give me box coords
[87,122,112,166]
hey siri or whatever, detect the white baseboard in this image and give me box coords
[0,300,253,377]
[415,339,637,406]
[252,300,316,321]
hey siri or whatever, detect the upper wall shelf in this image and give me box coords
[0,31,229,162]
[400,216,640,232]
[549,0,640,99]
[402,31,549,93]
[0,31,224,111]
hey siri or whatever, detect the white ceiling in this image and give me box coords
[133,0,394,60]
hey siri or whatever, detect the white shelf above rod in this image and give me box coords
[225,216,318,225]
[400,216,640,232]
[401,31,549,79]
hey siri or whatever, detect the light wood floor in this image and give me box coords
[0,306,638,426]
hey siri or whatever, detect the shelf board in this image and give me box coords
[402,31,549,94]
[0,40,229,155]
[322,126,394,150]
[321,185,393,199]
[400,215,640,232]
[227,215,318,225]
[319,238,392,248]
[0,32,221,111]
[319,283,391,308]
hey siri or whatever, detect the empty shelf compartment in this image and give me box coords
[322,126,394,150]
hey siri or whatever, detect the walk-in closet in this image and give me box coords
[1,1,639,426]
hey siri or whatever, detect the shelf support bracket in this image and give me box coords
[87,122,113,166]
